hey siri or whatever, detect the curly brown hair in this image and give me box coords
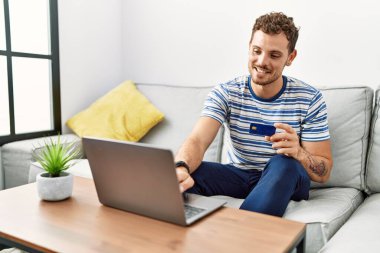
[249,12,299,53]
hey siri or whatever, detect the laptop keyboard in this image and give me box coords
[184,204,206,219]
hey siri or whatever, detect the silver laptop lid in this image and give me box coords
[83,136,188,226]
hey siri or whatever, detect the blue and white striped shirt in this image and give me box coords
[202,75,330,170]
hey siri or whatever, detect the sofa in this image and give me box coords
[0,82,379,253]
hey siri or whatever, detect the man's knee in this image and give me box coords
[266,154,305,177]
[267,154,299,166]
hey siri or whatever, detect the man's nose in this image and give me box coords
[256,53,269,66]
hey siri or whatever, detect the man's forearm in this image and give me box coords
[297,148,330,183]
[175,117,222,174]
[175,137,205,174]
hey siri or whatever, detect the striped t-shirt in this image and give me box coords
[201,75,330,170]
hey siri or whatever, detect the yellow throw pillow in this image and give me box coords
[66,80,164,142]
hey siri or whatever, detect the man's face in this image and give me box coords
[248,30,296,86]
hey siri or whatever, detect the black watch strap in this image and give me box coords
[175,161,190,174]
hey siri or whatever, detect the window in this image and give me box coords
[0,0,60,145]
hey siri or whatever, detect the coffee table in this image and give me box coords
[0,177,305,253]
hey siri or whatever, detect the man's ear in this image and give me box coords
[286,49,297,66]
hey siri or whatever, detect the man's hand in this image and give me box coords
[265,122,302,159]
[176,167,194,192]
[265,122,333,183]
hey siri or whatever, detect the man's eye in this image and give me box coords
[252,49,260,55]
[271,54,281,59]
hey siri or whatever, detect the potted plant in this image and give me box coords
[33,135,82,201]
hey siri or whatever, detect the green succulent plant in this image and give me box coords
[33,135,82,177]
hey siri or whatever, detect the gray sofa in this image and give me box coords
[0,83,379,253]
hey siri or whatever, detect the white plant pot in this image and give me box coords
[36,172,74,201]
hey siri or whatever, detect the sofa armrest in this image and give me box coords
[1,134,81,189]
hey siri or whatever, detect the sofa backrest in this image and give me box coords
[137,83,223,162]
[311,87,373,190]
[365,88,380,194]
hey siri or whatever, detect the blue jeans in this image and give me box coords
[186,154,310,217]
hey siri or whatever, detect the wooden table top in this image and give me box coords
[0,177,305,253]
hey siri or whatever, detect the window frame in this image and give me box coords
[0,0,61,145]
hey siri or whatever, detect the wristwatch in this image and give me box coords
[175,161,190,174]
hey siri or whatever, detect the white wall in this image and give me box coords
[58,0,124,133]
[122,0,380,88]
[57,0,380,132]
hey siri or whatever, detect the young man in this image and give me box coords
[175,12,333,217]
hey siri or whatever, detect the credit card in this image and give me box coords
[249,123,276,136]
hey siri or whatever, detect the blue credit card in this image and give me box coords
[249,123,276,136]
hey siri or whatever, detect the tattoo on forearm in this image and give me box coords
[303,150,327,177]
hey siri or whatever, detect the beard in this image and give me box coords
[250,65,282,86]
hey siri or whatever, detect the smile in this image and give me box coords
[254,66,271,74]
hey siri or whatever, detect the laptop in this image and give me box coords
[82,136,226,226]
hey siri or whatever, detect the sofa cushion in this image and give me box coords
[66,81,164,142]
[1,134,80,189]
[320,193,380,252]
[212,187,364,253]
[311,87,373,189]
[283,188,364,252]
[137,83,223,162]
[220,86,373,190]
[365,89,380,194]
